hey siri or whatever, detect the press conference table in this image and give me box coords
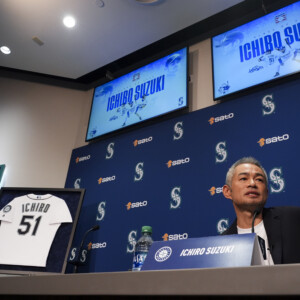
[0,264,300,297]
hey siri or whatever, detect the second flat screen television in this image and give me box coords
[212,1,300,100]
[86,47,188,141]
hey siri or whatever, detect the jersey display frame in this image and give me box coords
[0,187,85,275]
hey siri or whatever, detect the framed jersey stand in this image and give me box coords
[0,187,85,275]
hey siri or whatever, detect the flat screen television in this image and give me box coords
[212,1,300,100]
[86,47,188,141]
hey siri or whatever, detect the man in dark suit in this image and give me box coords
[222,157,300,265]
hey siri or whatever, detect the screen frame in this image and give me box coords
[211,1,300,101]
[0,187,85,275]
[85,46,189,142]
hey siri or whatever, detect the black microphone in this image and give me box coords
[79,225,100,250]
[251,210,260,233]
[73,225,100,273]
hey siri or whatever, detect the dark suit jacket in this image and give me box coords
[222,206,300,264]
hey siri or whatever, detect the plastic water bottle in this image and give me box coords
[132,226,153,271]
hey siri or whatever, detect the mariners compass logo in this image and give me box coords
[262,94,275,115]
[269,167,285,193]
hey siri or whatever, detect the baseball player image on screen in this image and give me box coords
[0,194,72,267]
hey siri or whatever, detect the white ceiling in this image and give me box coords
[0,0,243,80]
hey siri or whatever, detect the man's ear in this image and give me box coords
[223,184,232,200]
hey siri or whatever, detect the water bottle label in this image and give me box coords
[132,251,148,271]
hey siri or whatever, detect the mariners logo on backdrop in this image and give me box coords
[208,186,223,196]
[96,201,106,221]
[134,162,144,181]
[127,230,137,253]
[215,141,227,163]
[133,136,153,147]
[257,134,289,147]
[98,175,116,184]
[262,94,275,115]
[74,178,81,189]
[217,218,229,234]
[126,201,148,210]
[76,155,91,163]
[88,241,107,250]
[170,186,181,209]
[69,247,88,264]
[68,247,78,262]
[155,246,172,262]
[269,167,285,193]
[173,121,184,140]
[162,232,188,241]
[105,142,115,159]
[208,113,234,125]
[166,157,190,168]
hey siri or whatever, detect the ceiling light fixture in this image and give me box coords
[0,46,11,55]
[96,0,105,8]
[63,16,76,28]
[135,0,164,5]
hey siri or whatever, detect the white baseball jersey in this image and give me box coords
[0,194,72,267]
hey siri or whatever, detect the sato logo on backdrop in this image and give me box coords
[166,157,190,168]
[208,186,223,196]
[98,175,116,184]
[162,232,188,241]
[208,113,234,125]
[88,241,107,250]
[126,201,148,210]
[133,136,153,147]
[257,134,289,147]
[76,155,91,163]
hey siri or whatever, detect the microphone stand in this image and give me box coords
[251,210,260,233]
[73,225,100,273]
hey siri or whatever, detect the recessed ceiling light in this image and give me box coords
[96,0,105,8]
[135,0,163,5]
[63,16,76,28]
[0,46,11,55]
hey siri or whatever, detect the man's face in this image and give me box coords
[223,163,268,212]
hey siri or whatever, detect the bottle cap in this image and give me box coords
[141,226,152,233]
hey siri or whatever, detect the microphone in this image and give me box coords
[79,225,100,251]
[72,225,100,273]
[251,210,260,233]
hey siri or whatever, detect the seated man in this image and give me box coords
[222,157,300,265]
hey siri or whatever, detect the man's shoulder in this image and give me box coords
[264,206,300,214]
[264,206,300,220]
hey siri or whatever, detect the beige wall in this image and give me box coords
[0,38,216,188]
[0,77,91,187]
[189,39,222,111]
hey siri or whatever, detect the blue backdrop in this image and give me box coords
[65,77,300,273]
